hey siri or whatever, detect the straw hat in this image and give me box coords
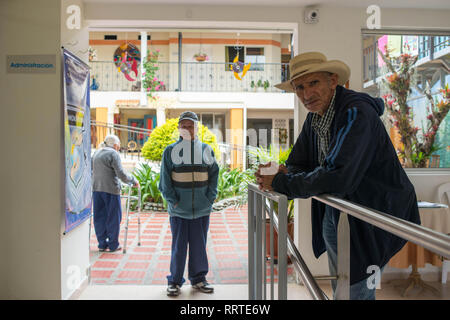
[275,52,350,92]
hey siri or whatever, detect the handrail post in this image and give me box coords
[248,189,255,300]
[269,199,275,300]
[335,212,351,300]
[255,193,263,299]
[277,196,288,300]
[247,184,329,300]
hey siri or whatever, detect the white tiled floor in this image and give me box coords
[76,280,450,300]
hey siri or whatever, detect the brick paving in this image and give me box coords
[89,204,294,285]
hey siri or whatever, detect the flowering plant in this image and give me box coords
[379,46,450,168]
[142,49,165,101]
[88,47,97,62]
[193,53,209,62]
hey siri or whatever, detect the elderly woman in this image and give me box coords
[92,134,139,252]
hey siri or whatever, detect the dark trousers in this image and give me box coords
[322,205,383,300]
[93,191,122,251]
[167,215,210,286]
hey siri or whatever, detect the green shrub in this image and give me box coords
[216,166,255,202]
[248,144,293,170]
[141,118,179,161]
[132,163,163,204]
[122,163,167,211]
[141,117,220,162]
[247,144,294,219]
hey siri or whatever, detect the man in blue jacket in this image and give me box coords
[256,52,421,300]
[159,111,220,297]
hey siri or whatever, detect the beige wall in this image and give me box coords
[89,31,282,64]
[90,31,170,62]
[0,0,62,299]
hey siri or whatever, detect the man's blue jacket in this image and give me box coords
[272,85,421,285]
[159,138,219,219]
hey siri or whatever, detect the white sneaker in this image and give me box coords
[192,281,214,293]
[167,284,181,296]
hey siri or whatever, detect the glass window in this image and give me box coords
[245,47,265,71]
[362,32,450,168]
[199,113,225,143]
[247,119,272,147]
[225,46,245,71]
[214,114,225,143]
[201,114,213,130]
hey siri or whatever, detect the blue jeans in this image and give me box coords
[322,205,382,300]
[93,191,122,251]
[167,215,210,286]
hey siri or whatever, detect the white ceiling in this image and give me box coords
[83,0,450,9]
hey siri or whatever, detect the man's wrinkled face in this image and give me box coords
[291,72,338,116]
[178,119,197,140]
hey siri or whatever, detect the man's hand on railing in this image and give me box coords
[255,162,287,192]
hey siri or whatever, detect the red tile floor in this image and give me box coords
[89,204,294,285]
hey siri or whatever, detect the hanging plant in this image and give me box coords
[194,53,209,62]
[142,49,165,101]
[378,45,450,168]
[88,46,97,62]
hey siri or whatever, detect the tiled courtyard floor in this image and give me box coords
[89,204,294,285]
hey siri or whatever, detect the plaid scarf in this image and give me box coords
[311,90,336,166]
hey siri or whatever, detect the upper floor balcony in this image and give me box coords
[363,35,450,90]
[89,61,289,93]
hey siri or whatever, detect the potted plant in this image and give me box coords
[378,46,450,168]
[88,46,97,62]
[256,79,264,92]
[250,80,256,92]
[194,53,209,62]
[263,80,270,92]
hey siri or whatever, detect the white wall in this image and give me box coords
[60,0,90,300]
[0,0,62,299]
[377,169,450,281]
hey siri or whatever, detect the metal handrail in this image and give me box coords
[248,183,328,300]
[313,194,450,259]
[265,197,328,300]
[248,182,450,300]
[90,120,152,136]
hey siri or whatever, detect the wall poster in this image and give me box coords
[62,48,92,233]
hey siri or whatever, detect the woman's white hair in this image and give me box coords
[100,134,121,148]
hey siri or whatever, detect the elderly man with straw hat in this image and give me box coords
[255,52,420,300]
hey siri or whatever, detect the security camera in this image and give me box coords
[304,8,319,24]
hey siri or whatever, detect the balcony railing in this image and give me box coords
[89,61,289,93]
